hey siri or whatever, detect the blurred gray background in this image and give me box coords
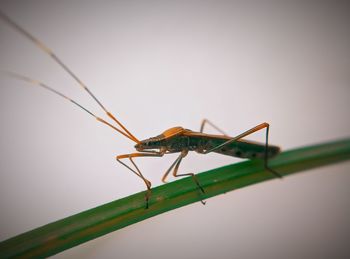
[0,1,349,258]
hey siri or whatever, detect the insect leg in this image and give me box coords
[117,152,164,208]
[161,154,182,183]
[162,150,206,205]
[263,125,282,178]
[202,123,282,178]
[200,119,229,135]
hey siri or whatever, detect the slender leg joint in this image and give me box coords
[116,151,164,209]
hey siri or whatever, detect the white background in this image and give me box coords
[0,1,349,258]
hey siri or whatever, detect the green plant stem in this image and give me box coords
[1,138,350,258]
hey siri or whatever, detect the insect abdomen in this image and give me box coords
[195,137,280,159]
[213,144,280,159]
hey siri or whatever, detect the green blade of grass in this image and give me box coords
[1,138,350,258]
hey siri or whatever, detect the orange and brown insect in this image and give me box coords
[0,10,281,208]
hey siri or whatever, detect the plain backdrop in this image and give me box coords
[0,1,349,259]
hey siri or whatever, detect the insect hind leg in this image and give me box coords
[202,122,282,179]
[263,125,282,178]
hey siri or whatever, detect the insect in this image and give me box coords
[0,10,281,208]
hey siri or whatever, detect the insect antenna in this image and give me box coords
[0,9,140,143]
[1,71,137,142]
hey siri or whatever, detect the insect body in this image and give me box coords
[0,10,281,208]
[135,126,280,159]
[117,123,281,207]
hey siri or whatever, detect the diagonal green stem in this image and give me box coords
[1,138,350,258]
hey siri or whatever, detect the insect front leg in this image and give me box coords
[161,150,206,205]
[116,151,164,209]
[202,122,282,178]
